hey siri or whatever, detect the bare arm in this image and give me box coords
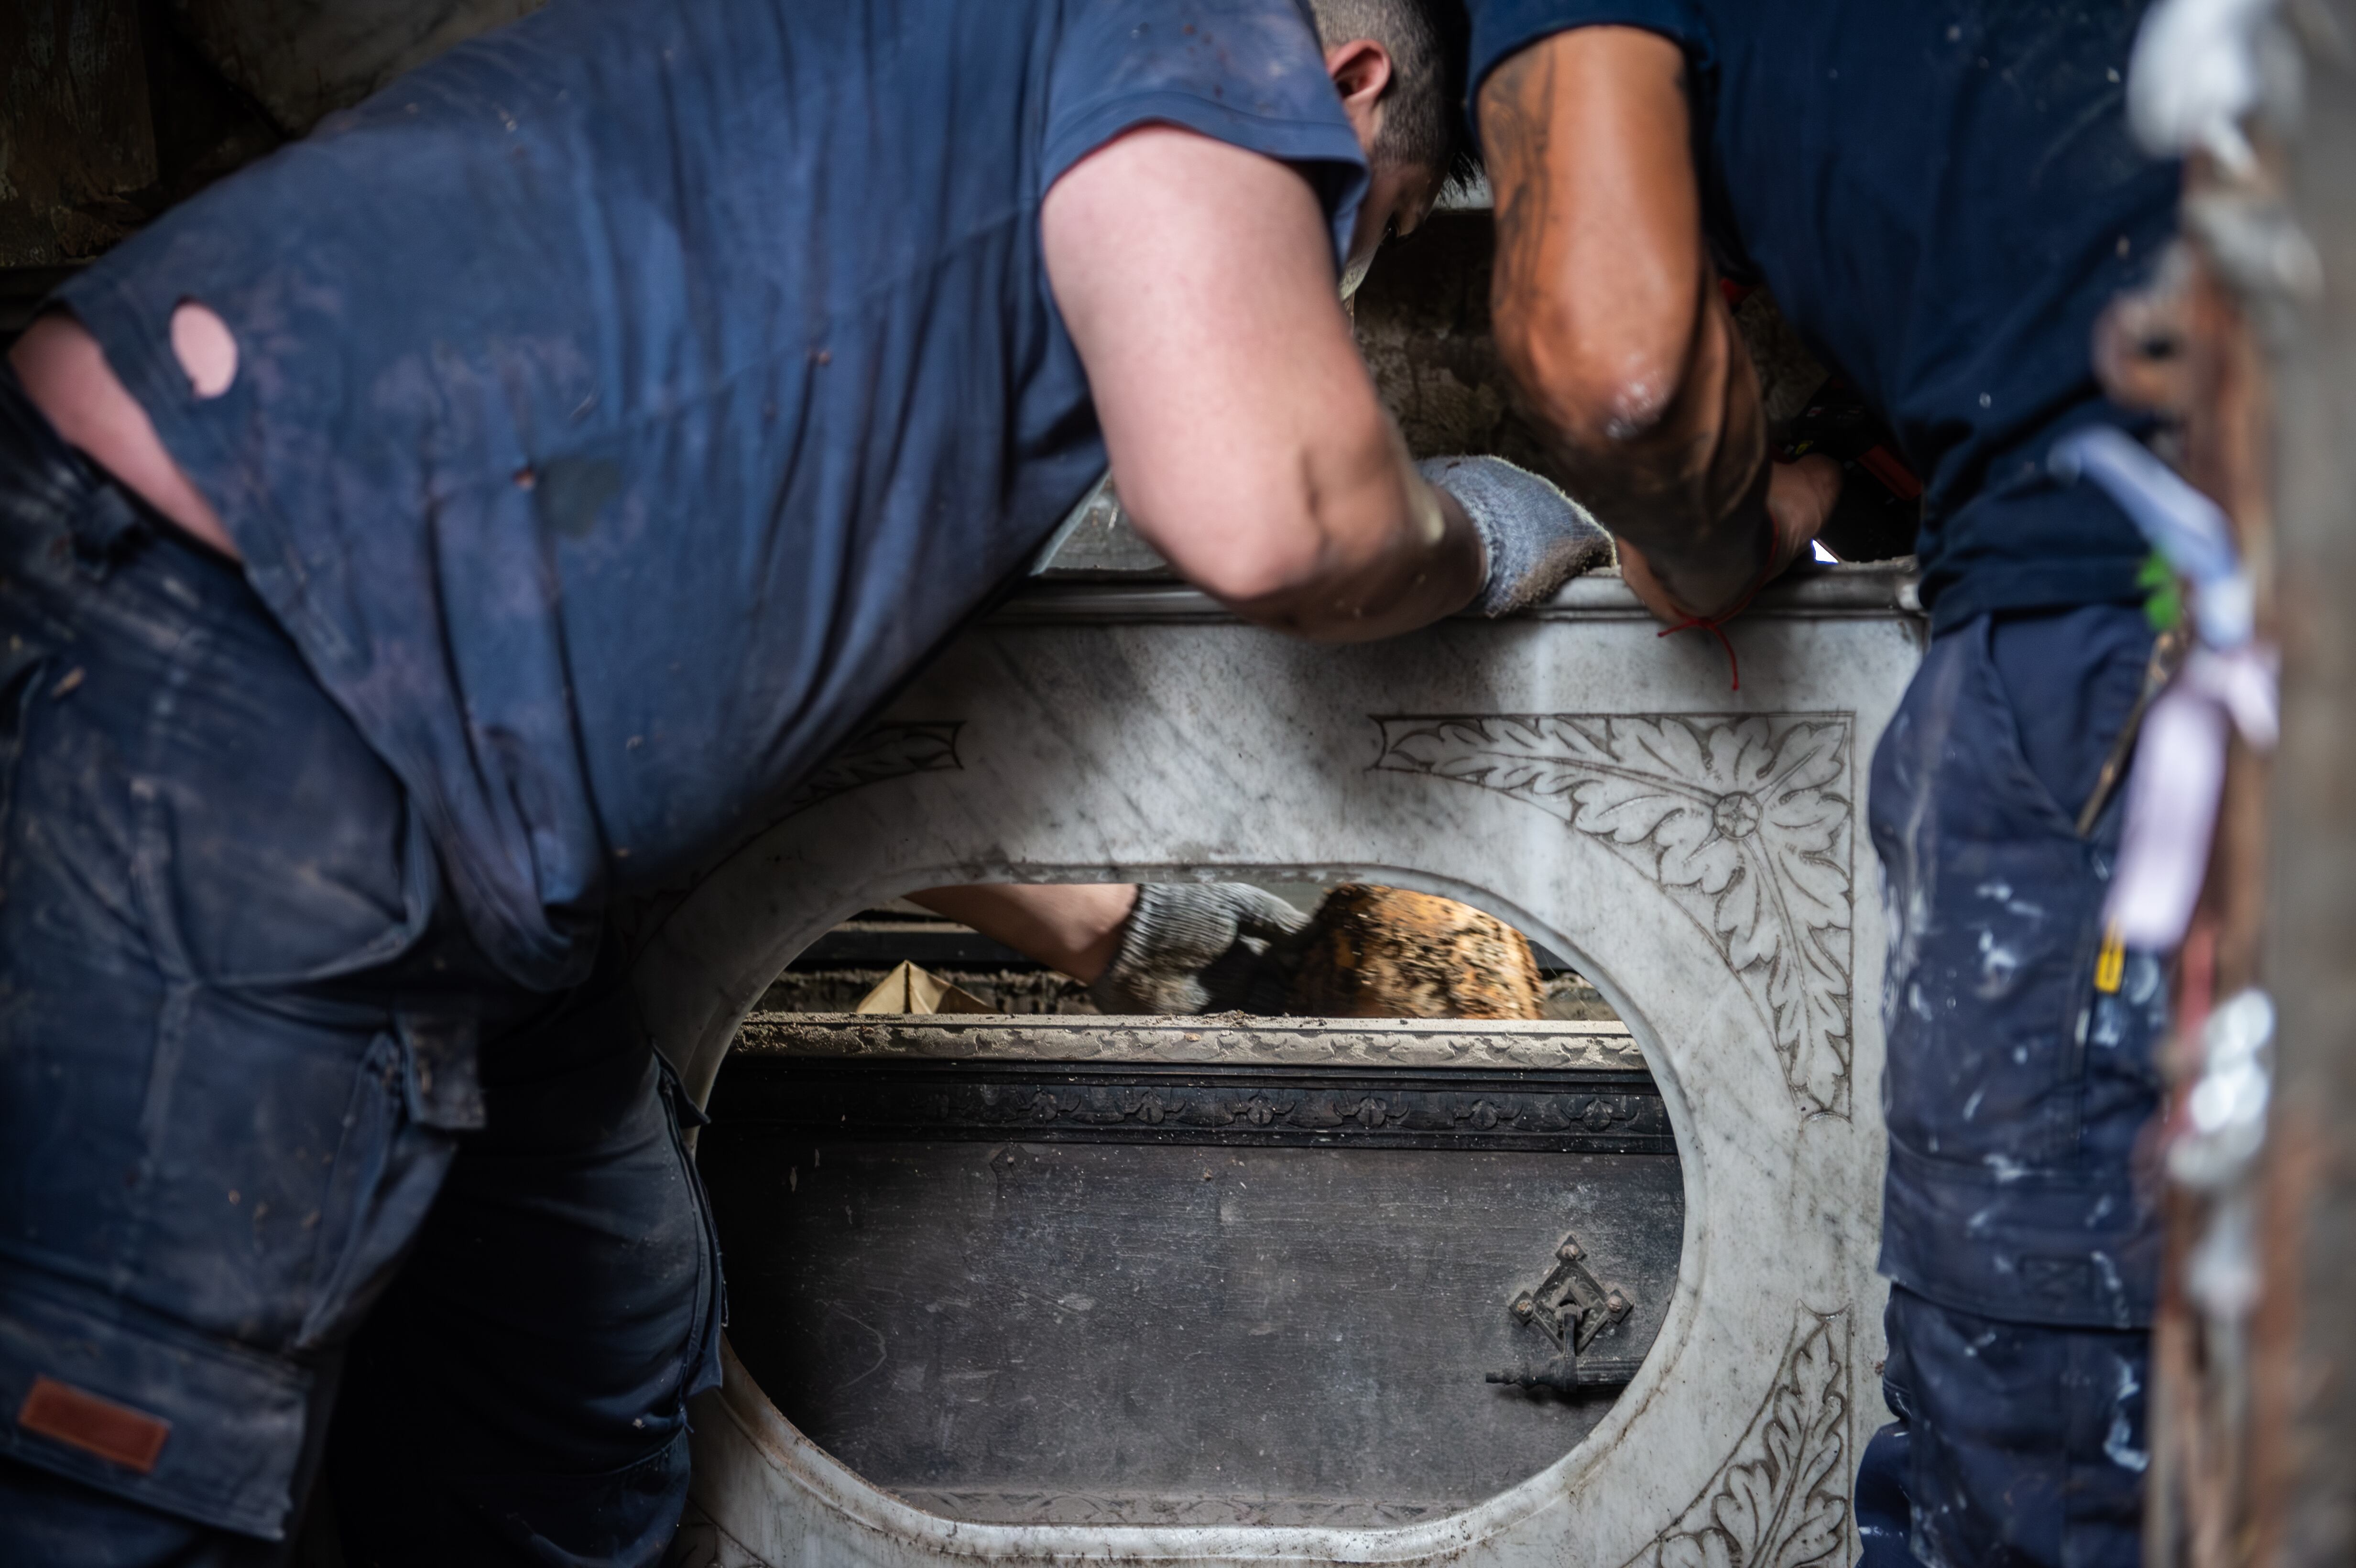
[1042,126,1485,641]
[905,884,1137,983]
[1480,28,1825,621]
[960,130,1616,987]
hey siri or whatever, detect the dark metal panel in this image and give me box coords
[700,1132,1682,1527]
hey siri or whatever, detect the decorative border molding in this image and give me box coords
[712,1057,1671,1154]
[1373,715,1855,1119]
[1617,1308,1851,1568]
[782,721,963,816]
[736,1015,1647,1073]
[886,1490,1454,1529]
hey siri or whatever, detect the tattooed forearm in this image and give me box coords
[1482,45,1558,319]
[1476,28,1774,618]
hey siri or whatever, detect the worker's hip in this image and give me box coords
[1868,605,2168,1329]
[324,1013,724,1563]
[0,367,512,1538]
[1864,1285,2148,1568]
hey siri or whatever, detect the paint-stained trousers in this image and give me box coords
[1856,602,2169,1567]
[0,372,722,1564]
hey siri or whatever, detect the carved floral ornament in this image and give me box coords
[776,712,1858,1120]
[1373,715,1857,1119]
[779,721,963,817]
[1617,1308,1851,1568]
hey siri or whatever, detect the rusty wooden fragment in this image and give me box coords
[2249,38,2356,1562]
[2105,74,2356,1559]
[2104,152,2284,1567]
[1282,884,1546,1020]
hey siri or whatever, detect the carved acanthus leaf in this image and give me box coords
[1374,715,1854,1117]
[783,722,963,817]
[1622,1309,1850,1568]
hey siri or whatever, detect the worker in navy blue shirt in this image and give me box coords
[0,0,1618,1559]
[1456,2,2180,1564]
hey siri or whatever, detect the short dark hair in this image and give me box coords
[1307,0,1474,185]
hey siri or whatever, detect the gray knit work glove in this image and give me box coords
[1088,883,1310,1016]
[1419,455,1614,615]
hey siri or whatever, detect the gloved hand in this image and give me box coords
[1419,455,1613,616]
[1089,883,1310,1015]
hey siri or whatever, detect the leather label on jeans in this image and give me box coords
[17,1375,171,1473]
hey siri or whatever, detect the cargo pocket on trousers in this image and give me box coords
[295,1032,459,1351]
[0,1272,313,1538]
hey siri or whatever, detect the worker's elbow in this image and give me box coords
[1179,522,1331,610]
[1494,295,1685,464]
[1142,421,1402,614]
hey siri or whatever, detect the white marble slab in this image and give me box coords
[641,565,1926,1568]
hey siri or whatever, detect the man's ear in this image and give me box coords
[1325,39,1395,151]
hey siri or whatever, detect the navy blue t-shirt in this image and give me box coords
[1466,0,2180,628]
[60,0,1365,989]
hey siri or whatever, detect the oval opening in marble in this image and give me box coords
[696,880,1687,1529]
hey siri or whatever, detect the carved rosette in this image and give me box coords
[782,721,963,817]
[1373,715,1855,1118]
[1619,1309,1852,1568]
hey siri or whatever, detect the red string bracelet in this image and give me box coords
[1653,553,1782,691]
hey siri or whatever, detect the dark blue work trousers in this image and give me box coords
[1858,603,2168,1567]
[0,374,720,1564]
